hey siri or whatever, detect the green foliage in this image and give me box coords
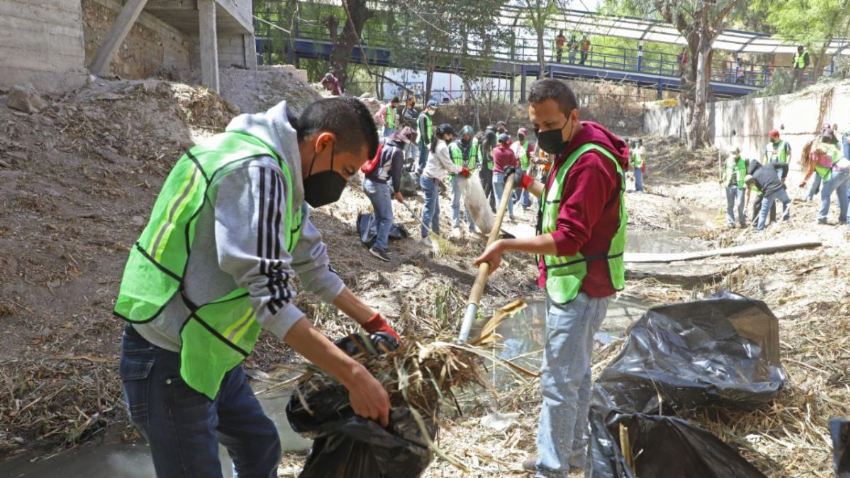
[751,0,849,48]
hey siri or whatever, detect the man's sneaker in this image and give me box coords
[450,227,462,238]
[369,247,390,262]
[521,457,537,473]
[421,236,434,247]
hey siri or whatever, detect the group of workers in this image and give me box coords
[723,124,850,232]
[115,78,631,478]
[554,30,591,65]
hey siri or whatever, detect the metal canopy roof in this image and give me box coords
[497,6,850,55]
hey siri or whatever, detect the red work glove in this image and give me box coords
[460,167,471,178]
[363,313,402,343]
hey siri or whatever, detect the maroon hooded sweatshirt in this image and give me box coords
[537,121,630,298]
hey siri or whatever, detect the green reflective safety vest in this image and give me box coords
[794,52,807,69]
[765,140,789,164]
[633,147,645,168]
[814,143,843,181]
[386,105,397,129]
[516,141,531,170]
[538,143,627,304]
[418,112,433,143]
[114,132,302,400]
[725,156,748,188]
[448,139,480,176]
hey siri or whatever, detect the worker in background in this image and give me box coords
[475,79,628,477]
[417,100,438,174]
[401,96,420,164]
[114,97,399,477]
[480,125,498,212]
[496,121,512,144]
[677,47,689,77]
[421,124,467,246]
[764,129,792,182]
[633,138,646,193]
[364,126,416,262]
[320,72,344,96]
[789,45,810,92]
[511,128,536,212]
[568,34,578,64]
[374,96,400,138]
[449,125,482,235]
[800,130,849,226]
[580,34,591,65]
[722,148,748,228]
[492,133,519,222]
[842,122,850,161]
[555,30,567,63]
[746,158,791,231]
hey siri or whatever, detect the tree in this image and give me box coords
[518,0,562,79]
[607,0,743,148]
[326,0,374,89]
[751,0,850,86]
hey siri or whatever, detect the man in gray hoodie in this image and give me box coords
[115,97,399,477]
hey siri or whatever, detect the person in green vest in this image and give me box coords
[510,127,535,211]
[633,138,646,192]
[474,79,629,476]
[722,148,748,228]
[373,96,399,137]
[764,129,792,182]
[789,45,810,93]
[114,97,400,477]
[449,125,482,234]
[554,30,567,63]
[417,100,438,174]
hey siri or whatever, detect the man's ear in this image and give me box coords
[314,132,336,154]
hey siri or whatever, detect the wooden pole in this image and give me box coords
[88,0,149,76]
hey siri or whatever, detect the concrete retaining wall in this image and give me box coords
[0,0,88,93]
[84,0,192,81]
[644,83,850,164]
[189,34,251,70]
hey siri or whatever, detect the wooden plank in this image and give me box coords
[624,238,821,264]
[198,0,219,92]
[88,0,149,76]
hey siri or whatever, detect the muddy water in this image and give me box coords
[1,393,309,478]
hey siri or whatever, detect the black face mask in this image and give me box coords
[303,143,347,208]
[535,118,572,155]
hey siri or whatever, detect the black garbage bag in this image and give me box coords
[286,332,436,478]
[588,408,767,478]
[831,418,850,477]
[595,291,785,414]
[356,213,410,248]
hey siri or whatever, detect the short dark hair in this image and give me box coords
[295,97,379,158]
[528,79,578,116]
[391,96,400,103]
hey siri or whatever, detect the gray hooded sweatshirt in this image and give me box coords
[133,101,344,352]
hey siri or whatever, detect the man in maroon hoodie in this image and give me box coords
[475,79,628,477]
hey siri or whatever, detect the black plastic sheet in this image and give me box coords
[595,291,785,414]
[356,213,409,248]
[286,333,436,478]
[831,418,850,477]
[588,410,767,478]
[588,292,784,478]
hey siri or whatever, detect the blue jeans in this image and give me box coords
[726,186,745,226]
[758,189,791,231]
[383,127,395,137]
[536,293,611,477]
[450,176,477,231]
[819,169,850,224]
[807,174,822,201]
[120,328,281,478]
[418,141,429,173]
[419,175,440,238]
[363,178,393,251]
[634,167,644,192]
[492,172,515,219]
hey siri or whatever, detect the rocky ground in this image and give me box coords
[1,76,849,478]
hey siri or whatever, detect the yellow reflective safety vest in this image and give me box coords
[537,143,627,304]
[114,132,302,399]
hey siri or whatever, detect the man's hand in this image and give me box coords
[394,191,404,203]
[345,364,391,427]
[474,240,505,275]
[503,166,532,190]
[799,181,807,189]
[460,167,471,178]
[363,313,402,343]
